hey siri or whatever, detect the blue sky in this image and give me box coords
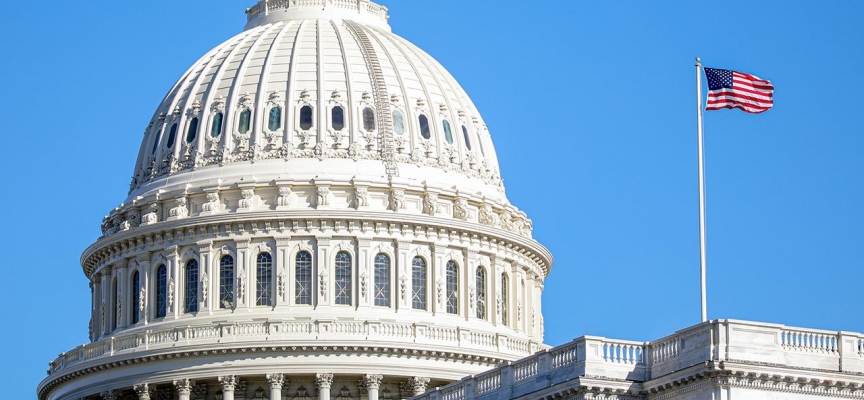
[2,1,863,397]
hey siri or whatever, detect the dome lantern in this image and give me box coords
[245,0,391,30]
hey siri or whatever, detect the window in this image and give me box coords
[295,251,313,305]
[363,107,376,132]
[477,133,485,156]
[446,261,458,314]
[300,105,314,130]
[131,271,140,324]
[186,117,199,143]
[476,267,486,320]
[393,109,405,135]
[412,256,427,310]
[185,260,199,313]
[219,255,235,309]
[150,126,162,154]
[111,278,118,331]
[166,123,178,148]
[268,107,282,131]
[462,126,472,150]
[418,115,431,139]
[156,265,168,318]
[374,253,390,307]
[335,252,352,306]
[443,120,454,144]
[211,112,224,137]
[238,109,252,135]
[501,274,509,326]
[256,253,273,306]
[331,106,344,131]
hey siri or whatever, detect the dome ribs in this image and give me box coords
[343,20,398,180]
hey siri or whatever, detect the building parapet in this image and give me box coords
[412,319,864,400]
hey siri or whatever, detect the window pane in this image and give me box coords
[185,260,199,313]
[393,109,405,135]
[300,106,314,130]
[501,274,509,326]
[166,123,178,148]
[476,267,486,320]
[186,117,199,143]
[374,254,390,307]
[239,109,252,135]
[462,126,472,150]
[363,107,376,132]
[211,113,224,137]
[446,261,458,314]
[335,252,352,306]
[256,253,273,306]
[156,265,167,318]
[219,256,235,309]
[331,106,344,131]
[443,120,454,144]
[132,271,140,324]
[269,107,282,131]
[295,251,313,305]
[151,127,162,154]
[412,257,426,310]
[419,115,431,139]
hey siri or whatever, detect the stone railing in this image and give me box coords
[412,320,864,400]
[47,320,539,376]
[246,0,388,22]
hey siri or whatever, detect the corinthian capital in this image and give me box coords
[267,373,286,388]
[363,374,383,390]
[218,375,237,391]
[316,373,334,388]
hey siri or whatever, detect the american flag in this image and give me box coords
[704,67,774,114]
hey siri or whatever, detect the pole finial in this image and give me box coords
[695,57,701,64]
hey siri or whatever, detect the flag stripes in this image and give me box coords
[704,68,774,114]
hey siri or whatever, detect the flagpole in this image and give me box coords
[695,57,708,323]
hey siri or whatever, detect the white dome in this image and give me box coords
[129,0,505,204]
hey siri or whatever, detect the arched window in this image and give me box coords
[363,107,376,132]
[256,253,273,306]
[185,259,199,313]
[219,255,235,309]
[111,278,118,331]
[150,126,162,154]
[268,107,282,131]
[166,123,178,148]
[392,109,405,135]
[374,253,390,307]
[300,105,314,130]
[186,117,199,143]
[335,252,352,306]
[476,267,486,320]
[238,109,252,135]
[331,106,345,131]
[418,115,431,139]
[156,265,168,319]
[446,261,458,314]
[412,256,427,310]
[462,126,472,150]
[131,271,140,324]
[211,112,224,137]
[295,251,312,305]
[443,120,454,144]
[501,273,509,326]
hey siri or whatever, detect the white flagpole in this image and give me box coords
[695,57,708,323]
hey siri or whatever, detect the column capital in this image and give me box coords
[219,375,237,390]
[409,377,430,395]
[315,373,334,388]
[133,383,153,399]
[174,378,194,394]
[363,374,383,390]
[267,373,287,388]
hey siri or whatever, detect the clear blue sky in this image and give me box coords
[2,1,862,397]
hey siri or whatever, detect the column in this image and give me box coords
[358,238,372,307]
[432,244,445,315]
[99,267,111,337]
[267,373,286,400]
[315,236,332,307]
[363,375,383,400]
[197,240,214,314]
[91,276,101,342]
[135,254,152,325]
[409,377,429,397]
[116,260,129,329]
[133,383,151,400]
[167,245,180,319]
[395,241,411,311]
[275,236,293,308]
[219,376,236,400]
[316,373,333,400]
[174,378,194,400]
[235,239,252,310]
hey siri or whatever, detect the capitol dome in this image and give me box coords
[39,1,553,400]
